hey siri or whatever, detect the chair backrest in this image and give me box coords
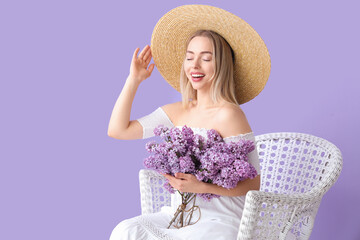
[237,133,343,240]
[255,132,342,197]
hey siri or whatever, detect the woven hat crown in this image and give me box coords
[151,4,271,104]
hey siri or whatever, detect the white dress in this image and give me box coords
[110,107,261,240]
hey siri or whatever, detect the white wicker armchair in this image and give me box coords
[139,132,343,240]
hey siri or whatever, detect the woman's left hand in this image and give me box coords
[162,173,206,193]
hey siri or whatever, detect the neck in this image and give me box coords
[193,89,223,110]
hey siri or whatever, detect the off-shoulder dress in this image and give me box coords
[109,107,260,240]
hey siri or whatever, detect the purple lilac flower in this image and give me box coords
[144,125,257,201]
[206,129,223,144]
[179,154,195,173]
[198,193,220,202]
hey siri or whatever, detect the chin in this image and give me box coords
[190,82,202,90]
[191,84,209,92]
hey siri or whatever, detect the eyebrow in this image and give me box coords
[186,50,213,55]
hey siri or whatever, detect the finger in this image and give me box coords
[145,56,152,66]
[138,45,149,60]
[132,48,140,61]
[169,175,178,181]
[163,174,174,181]
[143,47,151,62]
[148,63,155,74]
[175,172,186,179]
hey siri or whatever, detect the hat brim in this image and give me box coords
[151,4,271,104]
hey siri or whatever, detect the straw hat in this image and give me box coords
[150,4,271,105]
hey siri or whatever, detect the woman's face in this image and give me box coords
[184,36,215,91]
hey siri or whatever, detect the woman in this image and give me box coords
[107,5,271,239]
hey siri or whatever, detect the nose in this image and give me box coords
[192,57,201,69]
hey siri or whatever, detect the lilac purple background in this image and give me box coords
[1,0,359,239]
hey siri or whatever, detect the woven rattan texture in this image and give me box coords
[139,132,342,240]
[151,4,271,104]
[140,169,171,215]
[238,132,342,240]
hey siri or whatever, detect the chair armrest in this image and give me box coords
[139,169,171,215]
[238,190,322,240]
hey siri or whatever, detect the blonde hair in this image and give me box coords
[180,30,239,108]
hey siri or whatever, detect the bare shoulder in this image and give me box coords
[161,101,182,111]
[160,101,183,123]
[216,104,252,137]
[161,101,182,114]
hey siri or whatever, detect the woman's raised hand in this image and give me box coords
[129,45,155,84]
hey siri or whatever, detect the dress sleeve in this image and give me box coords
[136,107,175,139]
[224,133,261,175]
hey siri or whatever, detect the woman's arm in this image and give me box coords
[201,175,260,196]
[163,173,260,197]
[107,45,155,140]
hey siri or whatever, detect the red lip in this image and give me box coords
[192,77,203,82]
[190,72,205,82]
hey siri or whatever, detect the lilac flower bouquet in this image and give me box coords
[144,125,257,228]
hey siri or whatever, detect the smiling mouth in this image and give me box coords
[191,74,205,78]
